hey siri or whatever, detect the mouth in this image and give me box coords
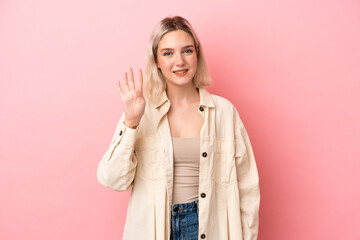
[173,69,189,76]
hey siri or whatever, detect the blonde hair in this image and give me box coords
[144,16,212,104]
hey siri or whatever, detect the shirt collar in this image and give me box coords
[154,87,215,109]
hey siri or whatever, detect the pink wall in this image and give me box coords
[1,0,359,239]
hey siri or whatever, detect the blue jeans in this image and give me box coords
[170,200,199,240]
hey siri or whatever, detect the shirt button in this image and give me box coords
[119,130,123,136]
[199,106,204,111]
[201,193,206,198]
[201,234,206,239]
[202,152,207,157]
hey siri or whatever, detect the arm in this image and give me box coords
[234,107,260,239]
[97,113,137,191]
[97,68,144,191]
[97,112,138,191]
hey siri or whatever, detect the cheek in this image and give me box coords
[158,58,173,69]
[189,56,198,69]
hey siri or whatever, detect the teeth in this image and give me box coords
[174,70,187,74]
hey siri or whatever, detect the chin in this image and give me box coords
[167,79,193,87]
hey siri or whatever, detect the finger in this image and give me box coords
[128,67,135,90]
[123,72,130,92]
[137,68,143,94]
[117,80,124,97]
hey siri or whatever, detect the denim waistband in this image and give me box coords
[171,200,198,216]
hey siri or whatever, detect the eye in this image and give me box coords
[163,52,172,56]
[184,49,193,54]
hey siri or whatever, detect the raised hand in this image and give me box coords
[117,68,146,128]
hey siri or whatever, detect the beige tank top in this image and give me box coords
[171,137,200,204]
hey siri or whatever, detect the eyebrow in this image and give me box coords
[160,45,195,52]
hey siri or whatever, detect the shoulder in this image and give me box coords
[208,92,244,126]
[210,93,238,113]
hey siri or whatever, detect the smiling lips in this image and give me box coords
[173,69,188,77]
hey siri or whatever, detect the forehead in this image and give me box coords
[158,30,195,49]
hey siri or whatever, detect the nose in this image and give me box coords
[175,53,185,66]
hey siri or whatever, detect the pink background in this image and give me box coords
[1,0,359,239]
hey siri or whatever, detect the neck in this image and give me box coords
[166,83,199,105]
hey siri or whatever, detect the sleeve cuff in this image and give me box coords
[111,120,138,148]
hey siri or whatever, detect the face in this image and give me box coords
[156,30,197,88]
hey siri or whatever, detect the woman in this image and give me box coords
[97,16,260,240]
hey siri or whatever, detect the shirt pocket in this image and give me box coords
[214,139,236,184]
[134,137,161,180]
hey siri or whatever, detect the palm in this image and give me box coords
[117,68,146,124]
[121,88,145,120]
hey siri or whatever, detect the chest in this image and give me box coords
[166,105,204,138]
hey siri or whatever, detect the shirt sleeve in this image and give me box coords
[97,112,138,191]
[233,107,260,240]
